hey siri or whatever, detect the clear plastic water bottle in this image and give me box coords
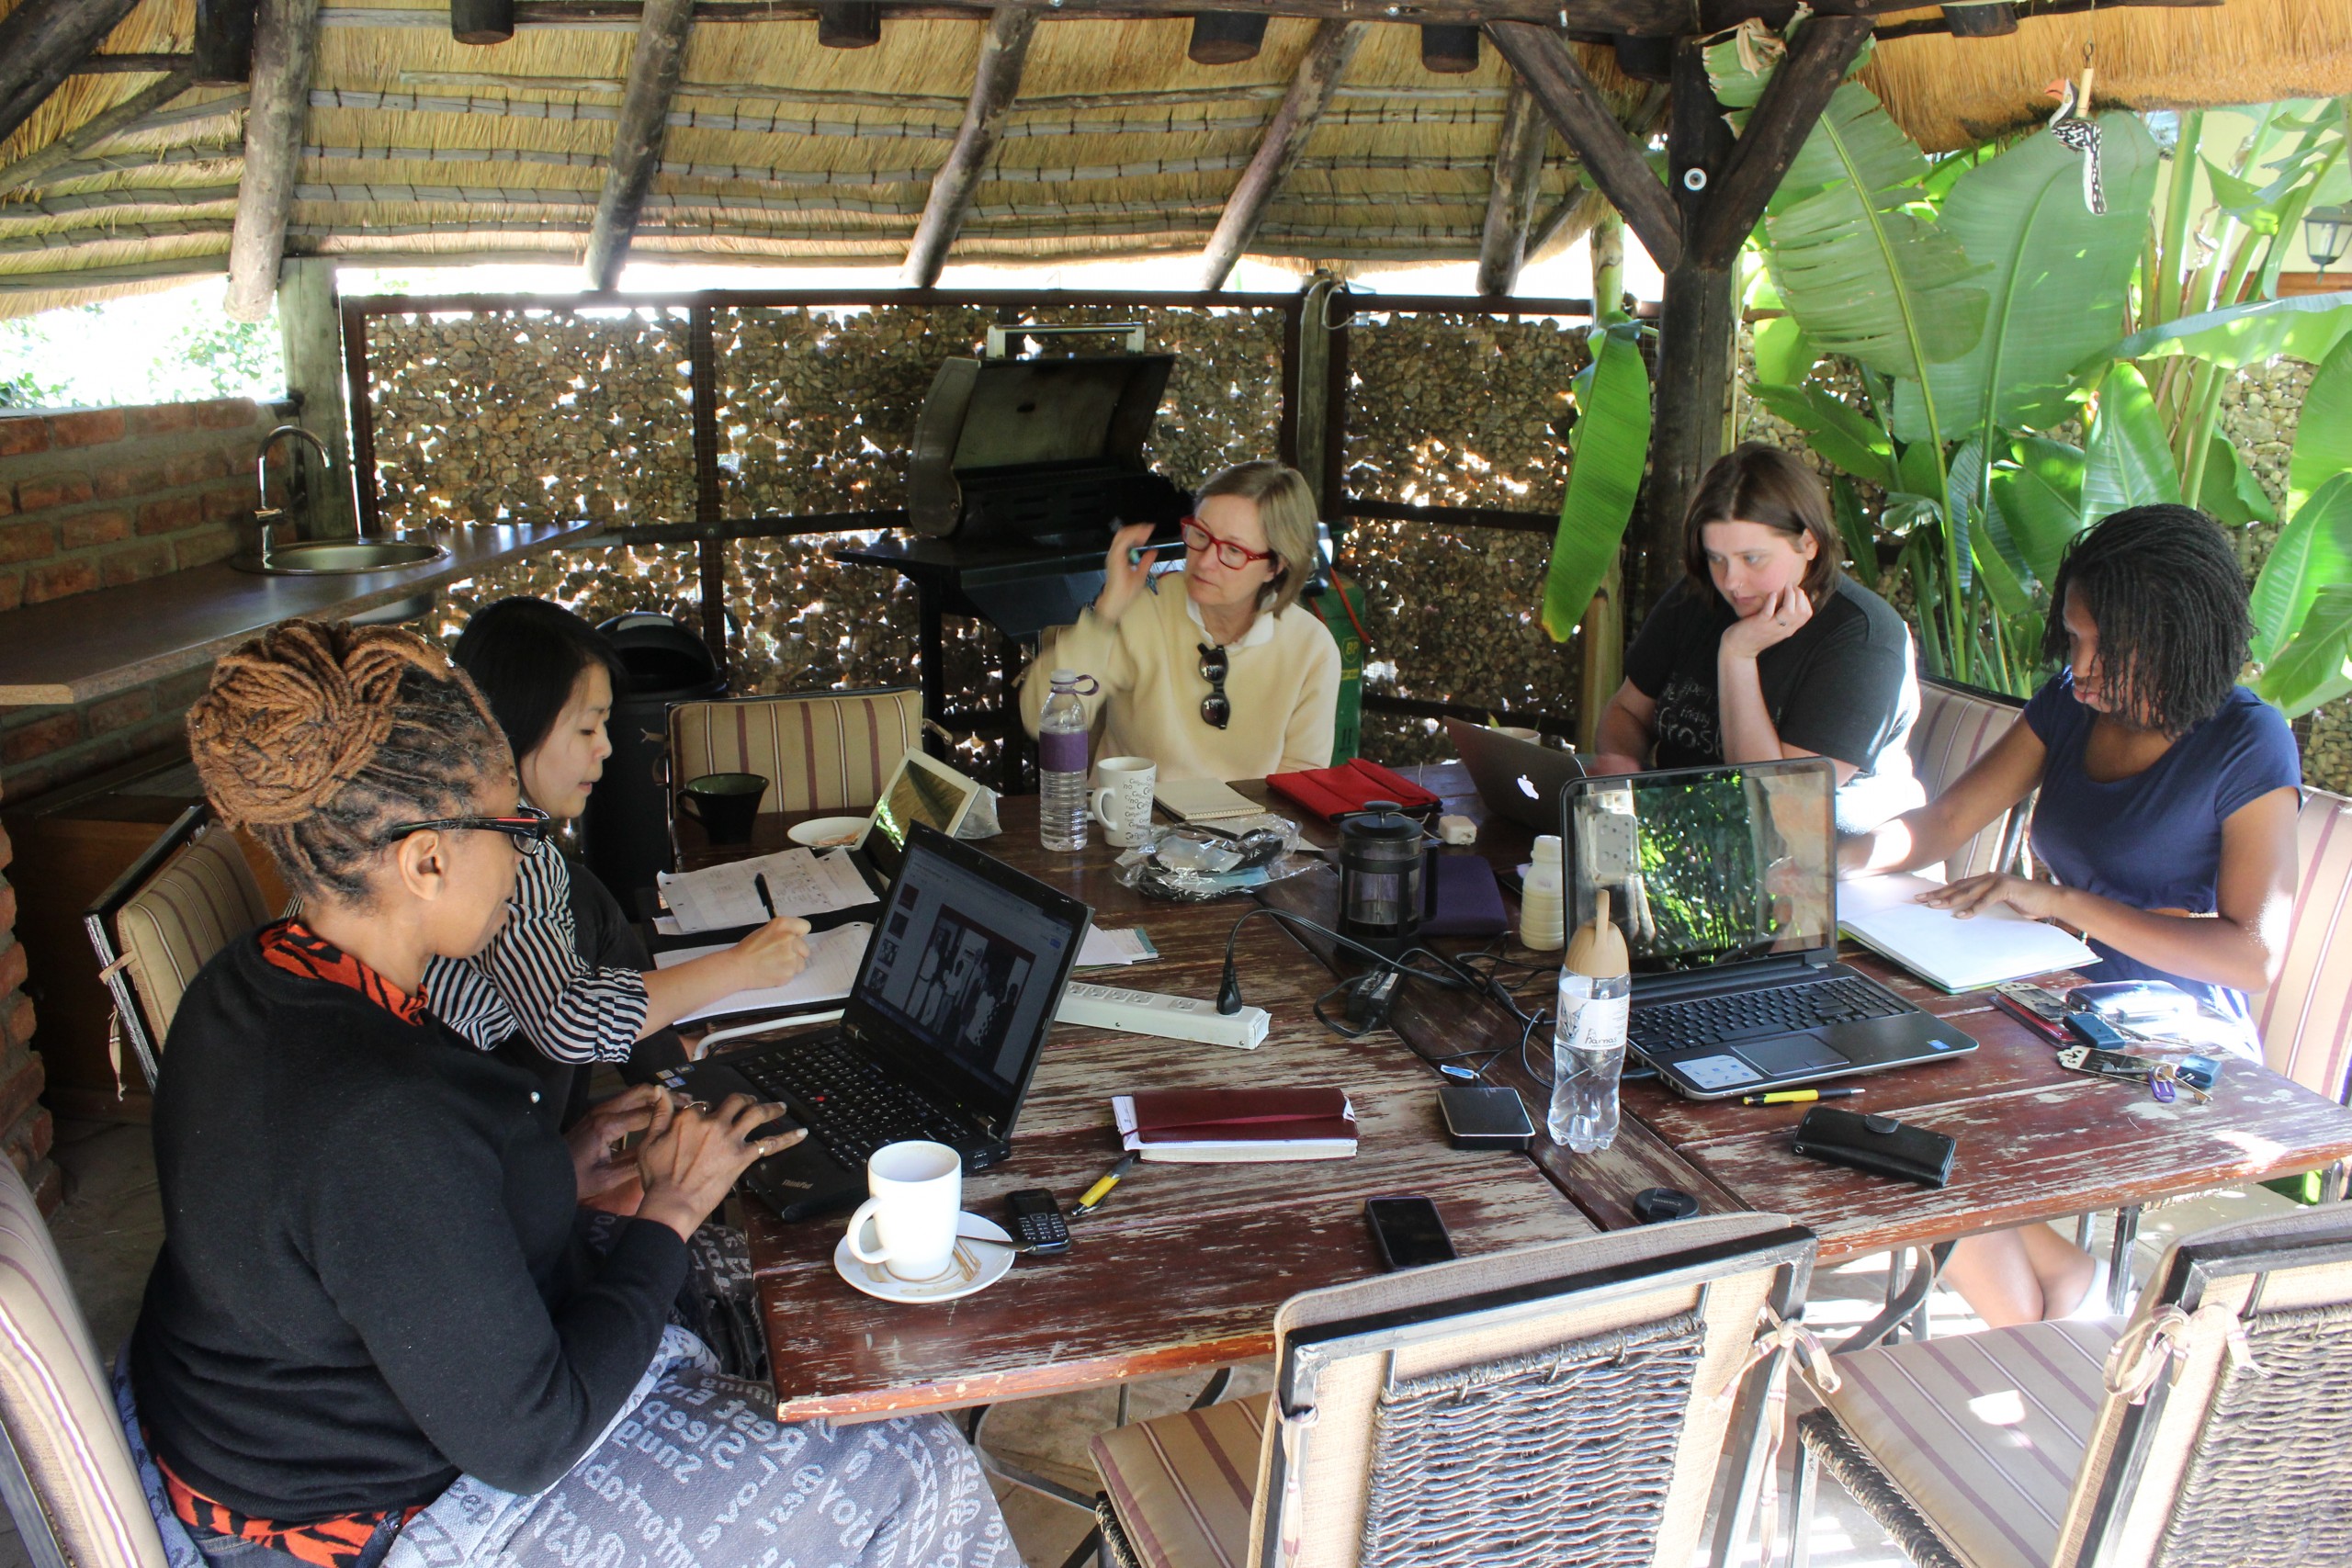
[1038,669,1093,852]
[1550,970,1632,1152]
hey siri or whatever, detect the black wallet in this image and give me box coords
[1791,1107,1957,1188]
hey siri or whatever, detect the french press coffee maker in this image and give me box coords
[1337,800,1426,952]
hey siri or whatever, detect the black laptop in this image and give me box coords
[1561,757,1976,1100]
[661,822,1092,1219]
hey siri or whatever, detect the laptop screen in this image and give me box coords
[850,824,1090,1127]
[1561,757,1838,974]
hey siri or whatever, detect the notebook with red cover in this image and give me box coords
[1112,1089,1358,1162]
[1264,758,1442,824]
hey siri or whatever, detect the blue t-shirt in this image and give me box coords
[2024,671,2301,1044]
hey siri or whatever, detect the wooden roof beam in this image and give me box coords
[586,0,696,290]
[1474,80,1551,297]
[1688,12,1870,265]
[1485,22,1679,270]
[403,0,2220,27]
[1198,18,1363,291]
[227,0,322,322]
[900,7,1036,289]
[0,70,195,197]
[195,0,260,83]
[0,0,147,152]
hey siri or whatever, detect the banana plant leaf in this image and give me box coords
[2097,290,2352,372]
[1986,463,2086,591]
[1895,114,2157,446]
[2256,582,2352,718]
[1541,321,1650,641]
[1750,382,1899,489]
[2196,434,2278,526]
[2081,363,2181,522]
[1752,315,1818,389]
[1830,474,1877,578]
[2288,333,2352,518]
[2250,472,2352,664]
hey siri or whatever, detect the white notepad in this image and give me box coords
[1838,874,2099,994]
[655,921,871,1024]
[1152,778,1261,822]
[654,848,873,934]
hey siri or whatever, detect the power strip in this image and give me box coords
[1056,982,1271,1050]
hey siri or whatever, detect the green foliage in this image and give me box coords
[2256,583,2352,717]
[1541,321,1650,641]
[2250,472,2352,664]
[2103,290,2352,370]
[2080,363,2183,518]
[2288,333,2352,518]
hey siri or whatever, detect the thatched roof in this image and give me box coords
[0,0,2345,318]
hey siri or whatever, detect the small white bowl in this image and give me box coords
[788,815,868,849]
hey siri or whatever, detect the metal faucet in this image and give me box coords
[255,424,331,567]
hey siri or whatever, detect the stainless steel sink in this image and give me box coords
[234,538,450,575]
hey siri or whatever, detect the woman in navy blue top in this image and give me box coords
[1841,504,2301,1326]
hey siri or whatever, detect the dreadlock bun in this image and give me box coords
[187,621,506,903]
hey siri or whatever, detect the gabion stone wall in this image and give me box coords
[368,309,697,531]
[435,543,703,646]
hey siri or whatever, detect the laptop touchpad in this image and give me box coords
[1735,1033,1848,1077]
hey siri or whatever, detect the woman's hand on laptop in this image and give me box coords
[637,1093,806,1242]
[567,1082,669,1208]
[730,916,812,989]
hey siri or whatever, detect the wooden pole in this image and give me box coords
[1577,202,1625,749]
[1474,81,1550,297]
[1688,14,1868,265]
[194,0,258,82]
[1589,202,1623,318]
[1199,19,1363,292]
[815,3,883,45]
[586,0,695,291]
[1293,276,1340,514]
[225,0,322,323]
[452,0,519,43]
[0,0,146,152]
[900,7,1035,288]
[278,257,358,536]
[0,71,191,197]
[1484,22,1679,272]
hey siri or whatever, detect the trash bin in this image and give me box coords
[578,613,724,908]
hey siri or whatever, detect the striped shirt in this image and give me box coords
[424,845,650,1062]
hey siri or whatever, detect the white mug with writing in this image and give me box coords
[844,1140,963,1282]
[1091,755,1158,849]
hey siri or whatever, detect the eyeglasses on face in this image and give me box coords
[1179,517,1278,571]
[1197,642,1231,729]
[384,804,554,855]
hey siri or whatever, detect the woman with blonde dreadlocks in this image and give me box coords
[122,621,1015,1568]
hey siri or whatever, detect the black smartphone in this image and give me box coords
[1365,1196,1456,1269]
[1993,982,2072,1043]
[1004,1188,1071,1255]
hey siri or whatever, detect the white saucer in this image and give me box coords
[788,815,868,849]
[833,1213,1015,1303]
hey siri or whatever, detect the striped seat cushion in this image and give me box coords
[116,823,270,1047]
[1906,678,2028,880]
[668,690,923,817]
[1091,1393,1270,1568]
[2258,787,2352,1103]
[1819,1321,2119,1568]
[0,1156,171,1567]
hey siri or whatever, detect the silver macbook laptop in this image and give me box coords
[1561,757,1976,1100]
[1442,717,1587,834]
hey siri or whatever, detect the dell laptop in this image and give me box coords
[1560,757,1976,1100]
[1443,717,1587,834]
[662,821,1092,1219]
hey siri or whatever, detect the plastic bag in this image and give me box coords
[1114,816,1311,902]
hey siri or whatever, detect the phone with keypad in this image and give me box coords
[1005,1189,1071,1254]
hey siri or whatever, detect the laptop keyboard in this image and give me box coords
[1629,976,1910,1054]
[726,1036,969,1170]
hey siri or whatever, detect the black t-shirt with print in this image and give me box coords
[1623,574,1923,832]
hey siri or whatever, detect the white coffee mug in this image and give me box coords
[1091,756,1158,849]
[844,1140,963,1282]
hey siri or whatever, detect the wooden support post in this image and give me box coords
[1474,81,1550,297]
[816,3,882,46]
[1187,12,1266,64]
[278,257,357,537]
[226,0,321,323]
[1688,14,1868,265]
[1577,205,1627,748]
[1292,276,1340,515]
[193,0,258,82]
[0,71,191,197]
[71,54,198,75]
[1484,22,1679,272]
[900,7,1035,289]
[1589,202,1623,319]
[0,0,146,152]
[586,0,695,291]
[688,302,729,674]
[451,0,518,44]
[1199,19,1363,292]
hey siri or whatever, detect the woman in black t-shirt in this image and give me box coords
[1593,444,1923,832]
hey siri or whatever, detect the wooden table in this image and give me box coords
[690,797,1597,1422]
[1262,765,2352,1269]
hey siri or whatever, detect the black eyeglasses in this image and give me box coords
[385,804,554,855]
[1197,643,1230,729]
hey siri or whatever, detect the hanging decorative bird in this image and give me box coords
[2046,76,2106,215]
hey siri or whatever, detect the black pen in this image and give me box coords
[1071,1153,1137,1220]
[753,872,777,919]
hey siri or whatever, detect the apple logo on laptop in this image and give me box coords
[1516,773,1539,800]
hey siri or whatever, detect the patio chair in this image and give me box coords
[2257,784,2352,1110]
[1084,1213,1818,1568]
[82,805,271,1093]
[0,1152,171,1568]
[1905,674,2031,881]
[666,687,922,818]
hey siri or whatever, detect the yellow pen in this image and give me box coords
[1071,1153,1137,1218]
[1740,1088,1862,1106]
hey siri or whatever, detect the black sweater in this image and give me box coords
[129,933,687,1521]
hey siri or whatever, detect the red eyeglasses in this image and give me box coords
[1179,517,1278,570]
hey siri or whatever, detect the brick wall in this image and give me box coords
[0,398,277,613]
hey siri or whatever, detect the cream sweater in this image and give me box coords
[1019,579,1341,782]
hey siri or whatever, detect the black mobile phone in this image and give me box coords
[1994,982,2073,1043]
[2056,1043,2160,1080]
[1365,1196,1456,1269]
[1005,1189,1070,1255]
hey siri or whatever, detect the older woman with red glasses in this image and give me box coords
[1019,459,1340,781]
